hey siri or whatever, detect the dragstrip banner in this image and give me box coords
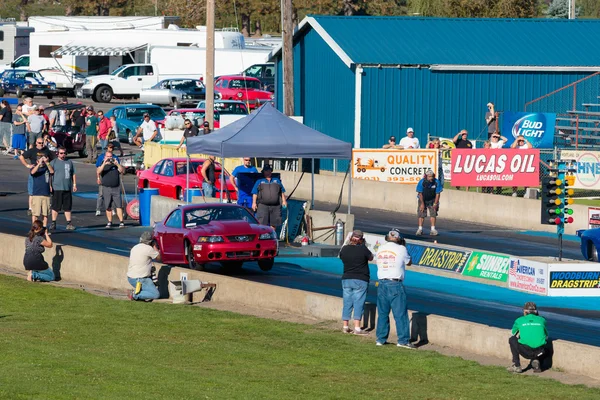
[450,149,540,187]
[352,149,438,184]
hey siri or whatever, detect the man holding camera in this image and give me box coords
[127,231,161,301]
[96,149,125,229]
[485,102,499,139]
[30,154,54,228]
[507,302,549,374]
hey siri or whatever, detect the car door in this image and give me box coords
[160,209,185,263]
[145,160,164,190]
[158,159,176,197]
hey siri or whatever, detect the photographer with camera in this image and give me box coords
[30,153,54,228]
[96,149,125,229]
[485,102,499,139]
[23,220,55,282]
[339,230,373,335]
[127,232,161,301]
[374,228,415,349]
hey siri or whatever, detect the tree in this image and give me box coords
[443,0,496,17]
[493,0,538,18]
[545,0,580,18]
[579,0,600,18]
[60,0,129,16]
[408,0,444,16]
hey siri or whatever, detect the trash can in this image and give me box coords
[139,188,159,227]
[184,188,203,203]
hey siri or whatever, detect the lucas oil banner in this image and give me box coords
[501,112,556,148]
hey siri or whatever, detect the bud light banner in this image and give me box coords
[502,112,556,149]
[450,149,540,187]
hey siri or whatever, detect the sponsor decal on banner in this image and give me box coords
[560,150,600,190]
[407,243,470,273]
[462,251,510,282]
[547,264,600,297]
[352,149,438,184]
[508,258,548,295]
[589,207,600,229]
[502,112,556,148]
[451,149,540,187]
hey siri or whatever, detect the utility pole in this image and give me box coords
[569,0,576,19]
[282,0,294,116]
[205,0,215,127]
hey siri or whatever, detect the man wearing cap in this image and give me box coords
[84,106,99,163]
[134,113,158,147]
[453,129,472,149]
[416,170,443,236]
[507,302,549,374]
[375,228,415,349]
[399,128,420,149]
[176,119,199,150]
[202,121,212,135]
[252,165,287,230]
[230,157,258,209]
[127,231,161,301]
[382,136,399,149]
[339,229,373,335]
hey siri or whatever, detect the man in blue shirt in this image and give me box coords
[230,157,258,209]
[251,165,287,230]
[416,169,443,236]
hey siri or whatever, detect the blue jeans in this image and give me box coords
[202,181,215,198]
[342,279,368,321]
[376,280,410,345]
[32,268,55,282]
[28,174,33,195]
[127,277,159,301]
[99,139,108,152]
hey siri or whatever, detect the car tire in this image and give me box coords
[143,180,149,189]
[16,87,23,98]
[186,242,205,271]
[589,242,599,262]
[78,148,87,158]
[176,187,183,201]
[172,98,180,109]
[258,258,274,271]
[221,261,243,273]
[95,85,113,103]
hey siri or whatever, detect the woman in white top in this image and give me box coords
[489,133,508,149]
[510,135,533,196]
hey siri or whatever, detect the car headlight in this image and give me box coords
[84,78,91,85]
[237,92,243,98]
[259,232,276,240]
[197,236,224,243]
[28,84,33,88]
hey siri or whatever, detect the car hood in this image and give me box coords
[23,77,55,85]
[192,220,270,236]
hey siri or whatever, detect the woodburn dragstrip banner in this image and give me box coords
[352,149,438,184]
[450,149,540,187]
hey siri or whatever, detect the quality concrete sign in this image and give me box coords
[462,251,510,282]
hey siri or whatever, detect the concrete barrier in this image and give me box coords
[277,170,588,236]
[150,195,187,225]
[1,231,598,380]
[307,210,354,245]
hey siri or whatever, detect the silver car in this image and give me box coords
[139,79,207,107]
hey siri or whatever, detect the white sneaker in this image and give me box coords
[376,341,388,346]
[416,228,423,236]
[430,229,438,236]
[95,210,101,216]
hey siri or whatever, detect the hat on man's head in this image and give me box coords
[407,127,414,133]
[143,112,150,117]
[389,136,396,141]
[31,105,38,111]
[203,121,210,127]
[262,164,273,172]
[425,169,435,176]
[351,230,364,239]
[387,228,403,241]
[140,231,154,245]
[86,105,94,111]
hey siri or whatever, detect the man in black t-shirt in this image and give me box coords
[19,139,56,216]
[339,230,373,335]
[96,150,125,229]
[176,119,199,150]
[453,130,473,149]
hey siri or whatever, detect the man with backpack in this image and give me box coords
[251,165,287,230]
[49,146,77,231]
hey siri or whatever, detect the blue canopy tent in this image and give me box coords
[186,104,353,212]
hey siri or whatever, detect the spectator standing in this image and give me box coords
[49,146,77,231]
[134,113,157,147]
[374,228,415,349]
[22,97,35,116]
[485,102,499,139]
[11,103,27,159]
[339,230,373,335]
[96,149,125,228]
[0,99,13,123]
[453,130,472,149]
[251,165,287,230]
[95,143,120,216]
[510,135,533,197]
[85,106,99,163]
[428,138,445,187]
[230,157,258,208]
[201,155,217,197]
[47,101,59,131]
[382,136,399,149]
[127,232,161,301]
[58,97,68,126]
[19,138,55,216]
[176,118,199,150]
[107,116,123,156]
[490,133,508,149]
[30,153,54,228]
[416,169,443,236]
[23,220,54,282]
[97,110,111,152]
[507,302,549,374]
[27,106,46,148]
[1,100,14,156]
[202,121,212,134]
[399,128,420,149]
[38,106,50,133]
[70,105,85,131]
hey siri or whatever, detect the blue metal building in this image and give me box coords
[270,16,600,170]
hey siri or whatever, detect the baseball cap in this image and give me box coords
[31,105,38,110]
[407,127,414,133]
[203,121,210,127]
[262,164,273,171]
[143,112,150,117]
[86,105,94,111]
[425,169,435,176]
[351,230,364,239]
[389,136,396,141]
[387,228,403,240]
[139,231,154,245]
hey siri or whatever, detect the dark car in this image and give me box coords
[241,63,275,92]
[577,229,600,261]
[104,104,166,143]
[44,103,88,158]
[0,69,57,98]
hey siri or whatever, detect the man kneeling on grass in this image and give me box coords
[127,232,161,302]
[507,302,549,374]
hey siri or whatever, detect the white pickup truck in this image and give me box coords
[81,63,197,103]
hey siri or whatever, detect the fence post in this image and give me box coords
[576,114,579,149]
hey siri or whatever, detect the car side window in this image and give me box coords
[160,160,174,177]
[153,160,165,174]
[165,209,182,228]
[265,66,274,78]
[221,79,229,88]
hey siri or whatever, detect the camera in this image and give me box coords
[107,158,114,164]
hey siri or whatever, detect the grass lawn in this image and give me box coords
[574,198,600,207]
[1,275,599,399]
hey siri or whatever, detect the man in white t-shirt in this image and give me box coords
[489,133,508,149]
[22,97,36,116]
[375,228,416,349]
[399,127,420,149]
[133,113,158,147]
[127,231,161,301]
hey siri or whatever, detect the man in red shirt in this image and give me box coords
[97,110,112,153]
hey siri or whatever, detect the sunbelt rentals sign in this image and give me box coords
[462,251,510,282]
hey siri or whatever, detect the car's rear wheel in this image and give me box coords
[16,87,23,98]
[258,258,274,271]
[221,261,243,273]
[589,242,599,262]
[186,242,204,271]
[95,85,113,103]
[176,186,183,201]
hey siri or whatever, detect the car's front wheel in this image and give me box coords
[258,258,274,271]
[16,87,23,98]
[589,242,599,262]
[186,242,204,271]
[95,85,113,103]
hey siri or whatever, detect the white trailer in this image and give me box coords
[27,16,181,32]
[0,21,33,66]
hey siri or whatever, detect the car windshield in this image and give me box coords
[213,102,248,115]
[170,111,220,122]
[15,71,44,80]
[125,107,166,121]
[229,79,261,90]
[110,65,128,76]
[172,80,204,90]
[184,206,256,227]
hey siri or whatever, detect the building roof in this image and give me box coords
[272,16,600,69]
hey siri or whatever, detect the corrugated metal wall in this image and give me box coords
[360,68,597,148]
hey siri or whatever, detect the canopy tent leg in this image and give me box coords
[311,158,315,209]
[186,155,190,202]
[348,170,352,215]
[221,157,225,203]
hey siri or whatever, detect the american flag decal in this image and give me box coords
[509,260,518,277]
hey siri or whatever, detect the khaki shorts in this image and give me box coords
[32,196,51,217]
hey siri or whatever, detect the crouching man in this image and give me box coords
[127,232,161,301]
[507,302,549,373]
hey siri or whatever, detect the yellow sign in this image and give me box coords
[352,149,438,184]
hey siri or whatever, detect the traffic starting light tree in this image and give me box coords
[541,160,576,260]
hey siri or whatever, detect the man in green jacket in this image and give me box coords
[507,302,549,373]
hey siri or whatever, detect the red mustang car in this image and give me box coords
[164,108,221,129]
[153,204,277,271]
[214,75,273,109]
[138,157,237,201]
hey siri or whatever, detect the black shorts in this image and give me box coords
[51,190,72,212]
[256,203,282,227]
